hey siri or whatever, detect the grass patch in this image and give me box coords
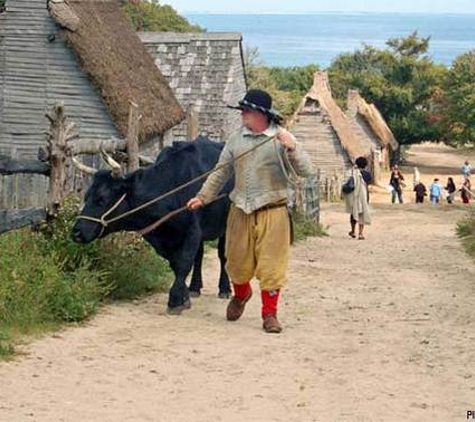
[457,209,475,257]
[0,195,172,359]
[292,212,328,243]
[0,329,15,358]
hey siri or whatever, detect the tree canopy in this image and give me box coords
[441,50,475,147]
[121,0,203,33]
[328,32,448,145]
[245,46,319,119]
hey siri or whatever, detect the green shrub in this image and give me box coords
[0,195,172,357]
[292,212,328,243]
[0,329,14,357]
[0,227,111,327]
[457,210,475,257]
[99,233,172,300]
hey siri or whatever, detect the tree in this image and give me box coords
[328,32,448,145]
[244,47,319,120]
[442,50,475,147]
[121,0,203,33]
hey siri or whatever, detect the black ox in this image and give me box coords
[71,137,232,313]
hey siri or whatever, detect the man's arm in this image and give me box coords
[276,129,315,177]
[188,139,235,210]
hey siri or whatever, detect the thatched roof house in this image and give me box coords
[290,71,372,180]
[140,32,247,144]
[346,90,399,176]
[0,0,184,232]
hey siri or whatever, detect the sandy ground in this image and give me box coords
[1,144,475,422]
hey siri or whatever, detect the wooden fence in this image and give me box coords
[0,103,143,234]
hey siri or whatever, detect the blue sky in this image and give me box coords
[161,0,475,14]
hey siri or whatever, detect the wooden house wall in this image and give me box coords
[0,0,119,218]
[141,32,246,144]
[222,42,247,140]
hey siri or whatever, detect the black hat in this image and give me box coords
[228,89,282,123]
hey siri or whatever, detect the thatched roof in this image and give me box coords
[302,72,371,160]
[347,90,399,150]
[48,0,185,142]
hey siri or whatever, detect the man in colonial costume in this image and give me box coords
[187,89,313,333]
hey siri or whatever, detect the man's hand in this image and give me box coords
[276,129,296,151]
[187,197,204,210]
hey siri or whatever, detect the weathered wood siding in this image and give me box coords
[291,99,352,181]
[0,0,119,224]
[140,32,247,144]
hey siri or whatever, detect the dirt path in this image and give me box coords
[1,200,475,421]
[2,143,475,421]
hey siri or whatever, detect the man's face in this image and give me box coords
[241,108,268,131]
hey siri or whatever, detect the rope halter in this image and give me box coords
[75,193,127,238]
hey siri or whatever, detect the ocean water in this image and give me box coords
[184,13,475,68]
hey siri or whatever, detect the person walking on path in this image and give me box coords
[345,157,371,240]
[389,165,405,204]
[461,177,472,204]
[413,181,427,204]
[445,177,457,204]
[429,178,443,204]
[187,89,314,334]
[462,161,472,179]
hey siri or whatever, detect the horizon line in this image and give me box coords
[182,10,475,16]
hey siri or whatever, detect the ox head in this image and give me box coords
[71,147,128,244]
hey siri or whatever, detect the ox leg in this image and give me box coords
[167,259,193,314]
[143,232,198,314]
[167,233,202,314]
[218,236,231,299]
[189,241,204,298]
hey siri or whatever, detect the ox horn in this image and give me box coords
[99,142,123,178]
[71,156,97,175]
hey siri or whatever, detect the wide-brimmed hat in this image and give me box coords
[228,89,282,123]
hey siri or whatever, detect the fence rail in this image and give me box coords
[0,103,143,235]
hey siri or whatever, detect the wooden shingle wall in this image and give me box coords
[0,0,119,214]
[140,32,247,144]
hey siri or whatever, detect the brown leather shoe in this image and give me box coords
[226,290,252,321]
[262,315,283,333]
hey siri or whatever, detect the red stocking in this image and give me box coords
[233,282,251,300]
[261,289,280,318]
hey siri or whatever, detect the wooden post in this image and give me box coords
[187,105,199,141]
[371,148,381,185]
[45,103,78,216]
[316,169,321,224]
[126,101,140,173]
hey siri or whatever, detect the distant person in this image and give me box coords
[412,166,421,187]
[346,156,371,240]
[461,177,472,204]
[445,177,457,204]
[462,160,472,178]
[389,164,405,204]
[429,178,443,204]
[413,181,427,204]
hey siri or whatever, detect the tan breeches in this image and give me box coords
[224,205,291,291]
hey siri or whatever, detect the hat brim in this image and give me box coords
[226,101,282,123]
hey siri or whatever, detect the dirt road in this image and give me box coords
[2,143,475,421]
[1,199,475,422]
